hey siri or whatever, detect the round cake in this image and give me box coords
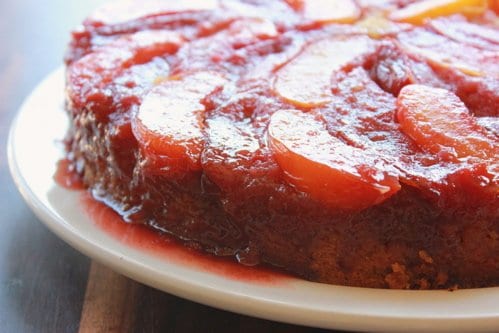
[64,0,499,289]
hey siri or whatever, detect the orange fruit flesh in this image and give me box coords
[396,84,498,162]
[389,0,487,25]
[133,72,227,171]
[273,36,374,108]
[268,109,401,211]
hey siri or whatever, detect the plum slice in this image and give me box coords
[273,36,374,108]
[268,109,400,210]
[132,72,227,172]
[389,0,487,25]
[396,84,498,161]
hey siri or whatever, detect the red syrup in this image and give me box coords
[54,159,84,190]
[55,159,292,285]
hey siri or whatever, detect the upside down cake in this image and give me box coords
[64,0,499,289]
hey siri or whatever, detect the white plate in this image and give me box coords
[8,69,499,333]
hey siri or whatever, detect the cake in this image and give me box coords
[64,0,499,289]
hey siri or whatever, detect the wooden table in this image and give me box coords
[0,1,348,332]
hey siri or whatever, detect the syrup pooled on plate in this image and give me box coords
[55,158,291,284]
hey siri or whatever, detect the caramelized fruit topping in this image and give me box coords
[133,72,227,172]
[273,36,374,108]
[268,109,401,210]
[389,0,487,25]
[396,84,498,161]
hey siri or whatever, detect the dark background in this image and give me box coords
[0,1,346,332]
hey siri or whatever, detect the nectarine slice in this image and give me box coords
[389,0,487,25]
[268,109,400,210]
[398,28,499,77]
[133,72,227,171]
[273,36,374,108]
[396,84,498,161]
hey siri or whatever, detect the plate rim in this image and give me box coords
[7,68,499,333]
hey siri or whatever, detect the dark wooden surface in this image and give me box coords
[0,1,349,332]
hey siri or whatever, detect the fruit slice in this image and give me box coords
[397,28,499,77]
[396,84,498,161]
[389,0,487,25]
[273,36,374,108]
[397,27,499,116]
[90,0,218,25]
[268,109,400,210]
[132,72,227,172]
[67,30,183,111]
[428,18,499,52]
[286,0,360,24]
[202,117,263,190]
